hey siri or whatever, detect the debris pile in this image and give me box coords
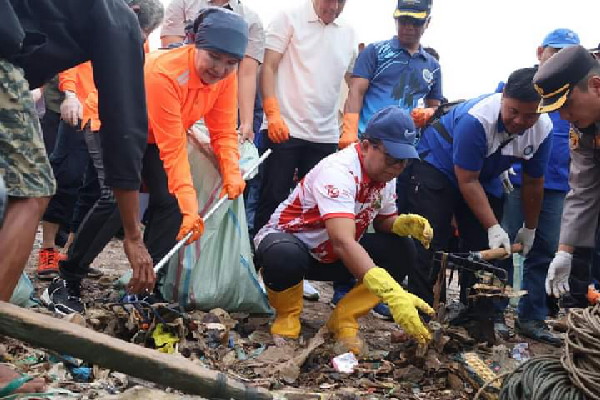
[1,238,563,399]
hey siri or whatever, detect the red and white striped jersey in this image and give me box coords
[255,144,398,263]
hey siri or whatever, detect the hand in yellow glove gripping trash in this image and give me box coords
[363,267,435,344]
[339,113,359,149]
[263,97,290,143]
[392,214,434,249]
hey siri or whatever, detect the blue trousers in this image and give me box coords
[501,187,566,321]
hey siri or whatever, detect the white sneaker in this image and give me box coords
[303,280,320,301]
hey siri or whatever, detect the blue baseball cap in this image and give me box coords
[364,106,419,160]
[541,28,580,49]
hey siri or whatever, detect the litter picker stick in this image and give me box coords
[477,243,523,261]
[154,149,272,274]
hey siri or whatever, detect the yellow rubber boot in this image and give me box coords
[326,283,380,354]
[267,281,304,339]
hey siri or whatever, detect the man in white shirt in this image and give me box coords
[254,0,356,233]
[254,106,434,353]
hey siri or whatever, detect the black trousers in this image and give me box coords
[43,121,90,226]
[59,130,120,281]
[564,247,593,309]
[254,136,337,232]
[70,154,101,233]
[406,161,504,305]
[142,144,182,266]
[255,232,415,292]
[40,109,60,157]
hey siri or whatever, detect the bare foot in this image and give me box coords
[0,364,46,395]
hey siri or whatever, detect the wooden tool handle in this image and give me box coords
[479,244,524,261]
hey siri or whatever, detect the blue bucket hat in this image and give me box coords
[193,7,248,60]
[364,106,419,160]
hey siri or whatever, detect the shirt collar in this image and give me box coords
[497,115,507,134]
[391,36,427,59]
[354,144,386,189]
[306,0,340,26]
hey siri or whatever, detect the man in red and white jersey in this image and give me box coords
[254,106,435,353]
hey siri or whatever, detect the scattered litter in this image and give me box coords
[332,352,358,374]
[151,324,180,354]
[511,342,530,362]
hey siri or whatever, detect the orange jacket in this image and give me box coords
[58,61,100,131]
[144,45,240,214]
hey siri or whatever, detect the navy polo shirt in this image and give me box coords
[353,36,443,134]
[495,81,569,192]
[417,93,553,198]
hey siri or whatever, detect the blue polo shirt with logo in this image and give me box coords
[417,93,553,198]
[353,36,443,134]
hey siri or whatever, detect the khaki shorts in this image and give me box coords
[0,59,56,198]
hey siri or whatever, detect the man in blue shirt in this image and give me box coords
[407,68,553,332]
[500,29,578,345]
[339,0,442,148]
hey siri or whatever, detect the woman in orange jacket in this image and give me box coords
[142,7,249,267]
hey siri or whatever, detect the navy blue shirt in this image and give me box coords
[418,93,553,198]
[353,36,443,134]
[495,81,570,192]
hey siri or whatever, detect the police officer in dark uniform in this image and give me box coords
[533,45,600,305]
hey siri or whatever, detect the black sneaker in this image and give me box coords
[515,318,562,347]
[41,278,84,315]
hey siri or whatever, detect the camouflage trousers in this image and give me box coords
[0,59,56,198]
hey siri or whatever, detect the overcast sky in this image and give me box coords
[156,0,600,100]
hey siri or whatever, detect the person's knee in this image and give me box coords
[257,235,308,291]
[7,196,50,219]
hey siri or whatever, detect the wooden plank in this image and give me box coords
[0,302,272,399]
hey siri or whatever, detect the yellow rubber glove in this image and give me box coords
[363,267,434,344]
[339,113,359,149]
[392,214,433,249]
[263,97,290,143]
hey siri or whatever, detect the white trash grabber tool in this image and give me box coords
[153,149,272,274]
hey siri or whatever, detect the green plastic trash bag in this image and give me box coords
[159,121,271,314]
[10,273,35,307]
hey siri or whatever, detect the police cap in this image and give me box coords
[533,45,598,113]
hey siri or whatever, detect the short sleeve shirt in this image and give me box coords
[353,37,443,134]
[161,0,265,63]
[260,0,356,143]
[254,144,398,263]
[417,93,553,197]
